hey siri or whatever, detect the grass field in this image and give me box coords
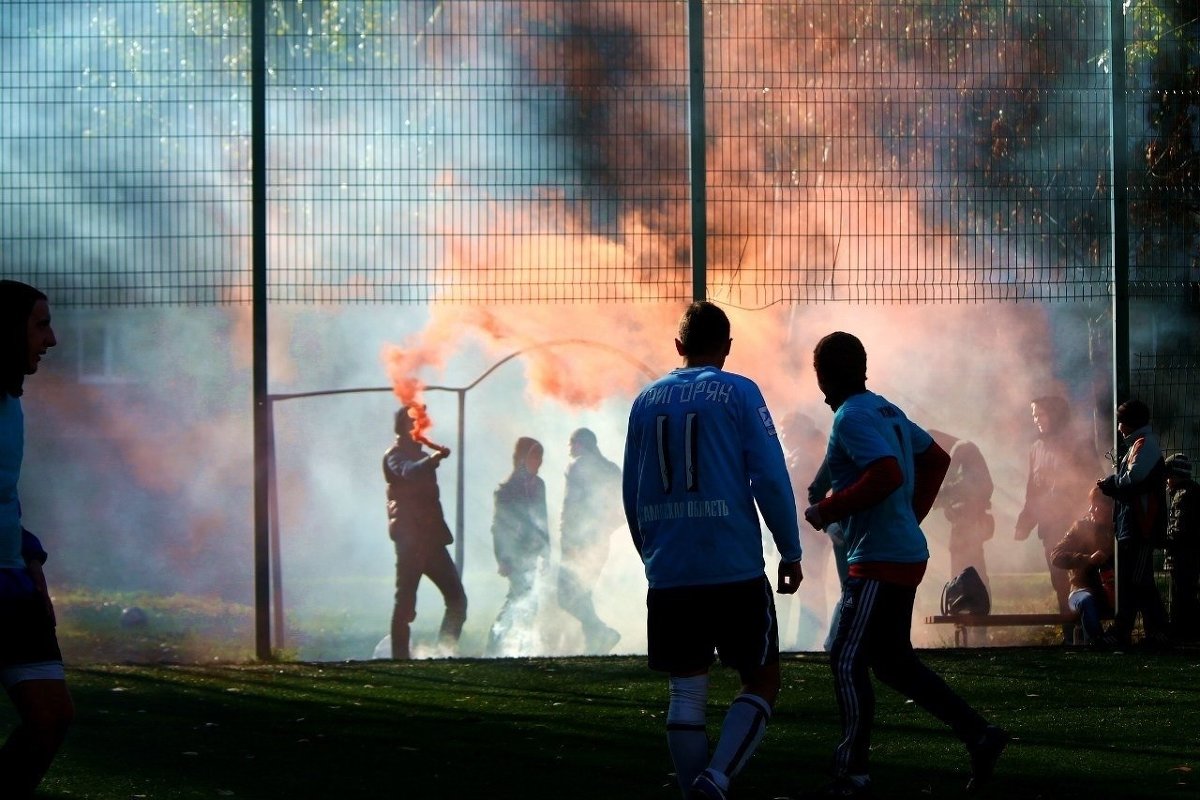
[7,645,1197,800]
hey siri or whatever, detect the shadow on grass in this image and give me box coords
[5,647,1196,799]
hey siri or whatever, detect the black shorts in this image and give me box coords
[647,575,779,674]
[0,592,62,667]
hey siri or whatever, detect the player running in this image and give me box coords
[622,301,803,800]
[797,331,1008,798]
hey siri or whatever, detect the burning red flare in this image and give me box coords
[403,402,446,450]
[383,343,447,451]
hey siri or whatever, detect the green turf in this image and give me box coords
[7,646,1196,799]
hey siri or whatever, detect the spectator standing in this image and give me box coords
[383,407,467,659]
[1014,395,1098,642]
[557,427,623,654]
[1164,453,1199,642]
[1096,399,1170,648]
[929,430,995,591]
[488,436,550,656]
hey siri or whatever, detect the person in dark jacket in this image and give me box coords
[557,428,623,654]
[1096,399,1169,648]
[383,407,467,659]
[1051,487,1116,646]
[488,436,550,656]
[1164,453,1200,642]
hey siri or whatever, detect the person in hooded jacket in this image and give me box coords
[1096,399,1169,648]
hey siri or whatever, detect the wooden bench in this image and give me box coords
[925,613,1077,647]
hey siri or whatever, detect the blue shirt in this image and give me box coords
[0,395,25,569]
[824,391,931,565]
[622,366,801,589]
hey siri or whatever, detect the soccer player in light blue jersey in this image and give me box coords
[0,281,73,799]
[798,331,1007,799]
[623,301,803,800]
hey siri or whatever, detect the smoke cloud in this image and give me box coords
[3,1,1126,660]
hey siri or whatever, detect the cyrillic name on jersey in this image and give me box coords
[639,379,733,408]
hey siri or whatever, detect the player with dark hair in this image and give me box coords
[0,280,74,798]
[623,301,803,800]
[799,331,1007,798]
[383,407,467,659]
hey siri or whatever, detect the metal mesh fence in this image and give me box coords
[1124,3,1200,304]
[1,0,253,305]
[1132,352,1200,455]
[0,0,1196,306]
[704,1,1117,306]
[266,1,692,304]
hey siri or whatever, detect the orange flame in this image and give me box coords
[381,320,458,448]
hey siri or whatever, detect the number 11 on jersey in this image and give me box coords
[656,412,699,494]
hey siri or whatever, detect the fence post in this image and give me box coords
[1108,0,1130,623]
[687,0,707,301]
[252,0,272,661]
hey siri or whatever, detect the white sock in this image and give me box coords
[667,674,709,795]
[709,693,772,783]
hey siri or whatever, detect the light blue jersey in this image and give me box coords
[0,395,25,569]
[622,366,801,589]
[825,391,931,565]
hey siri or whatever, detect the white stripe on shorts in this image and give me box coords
[1,660,66,690]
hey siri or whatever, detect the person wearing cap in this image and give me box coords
[1096,399,1170,648]
[1164,453,1199,642]
[383,407,467,659]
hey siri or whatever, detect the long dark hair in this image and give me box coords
[0,280,47,398]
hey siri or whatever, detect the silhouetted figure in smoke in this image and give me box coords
[1164,453,1200,642]
[488,437,550,656]
[383,407,466,659]
[0,280,73,799]
[929,430,995,591]
[1097,399,1170,648]
[780,412,839,650]
[1014,395,1097,641]
[557,428,622,654]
